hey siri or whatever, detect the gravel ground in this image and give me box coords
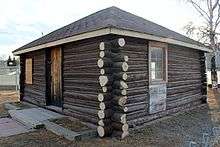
[0,89,220,147]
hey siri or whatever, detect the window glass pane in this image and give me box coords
[156,71,163,79]
[150,47,164,80]
[151,62,156,80]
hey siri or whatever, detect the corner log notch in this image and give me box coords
[97,38,129,139]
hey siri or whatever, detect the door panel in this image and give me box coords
[51,47,62,106]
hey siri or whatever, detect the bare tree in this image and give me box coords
[184,0,220,87]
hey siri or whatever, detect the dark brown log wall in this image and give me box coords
[23,50,47,106]
[19,35,207,133]
[119,37,149,127]
[166,44,204,109]
[120,38,206,129]
[62,38,105,125]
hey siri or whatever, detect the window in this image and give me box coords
[149,42,167,82]
[25,58,33,84]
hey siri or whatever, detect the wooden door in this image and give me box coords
[50,47,62,106]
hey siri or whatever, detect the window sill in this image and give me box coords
[150,80,167,85]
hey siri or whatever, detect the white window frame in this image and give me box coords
[149,41,168,84]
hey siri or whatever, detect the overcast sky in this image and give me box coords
[0,0,203,58]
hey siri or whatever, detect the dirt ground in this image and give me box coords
[0,129,72,147]
[0,91,19,104]
[0,91,19,118]
[52,118,90,132]
[0,90,220,147]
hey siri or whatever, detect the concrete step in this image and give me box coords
[8,107,97,140]
[9,110,44,129]
[43,120,80,141]
[43,120,97,141]
[8,108,64,129]
[4,103,21,110]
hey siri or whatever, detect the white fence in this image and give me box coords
[0,66,19,91]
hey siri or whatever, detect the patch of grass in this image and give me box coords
[52,118,90,132]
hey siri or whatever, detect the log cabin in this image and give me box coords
[13,7,211,138]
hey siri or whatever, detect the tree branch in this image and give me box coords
[189,0,210,22]
[212,0,219,10]
[214,3,220,30]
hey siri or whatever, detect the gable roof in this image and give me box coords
[13,6,211,55]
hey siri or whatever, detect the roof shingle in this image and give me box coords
[13,6,203,53]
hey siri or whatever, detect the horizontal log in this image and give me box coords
[99,75,110,87]
[112,113,127,124]
[120,50,147,58]
[97,58,112,68]
[125,102,146,113]
[125,65,147,72]
[65,52,98,60]
[64,85,102,93]
[113,105,128,113]
[127,100,203,126]
[112,55,129,62]
[167,94,203,109]
[100,68,112,75]
[98,109,112,119]
[64,101,99,110]
[99,38,125,51]
[112,96,127,106]
[97,126,112,137]
[112,122,129,132]
[64,98,100,108]
[63,79,100,87]
[167,90,201,101]
[112,130,129,139]
[99,101,111,110]
[63,104,99,116]
[102,86,112,93]
[113,62,129,72]
[113,80,128,89]
[63,42,99,53]
[63,72,99,79]
[98,93,112,102]
[126,87,148,96]
[64,64,99,71]
[126,109,146,121]
[98,119,111,126]
[127,94,147,104]
[113,89,127,96]
[63,91,99,101]
[63,109,98,125]
[99,50,112,58]
[113,72,128,81]
[167,79,202,88]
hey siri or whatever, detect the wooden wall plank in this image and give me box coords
[23,50,46,106]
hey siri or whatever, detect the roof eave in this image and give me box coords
[13,27,212,55]
[110,28,212,52]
